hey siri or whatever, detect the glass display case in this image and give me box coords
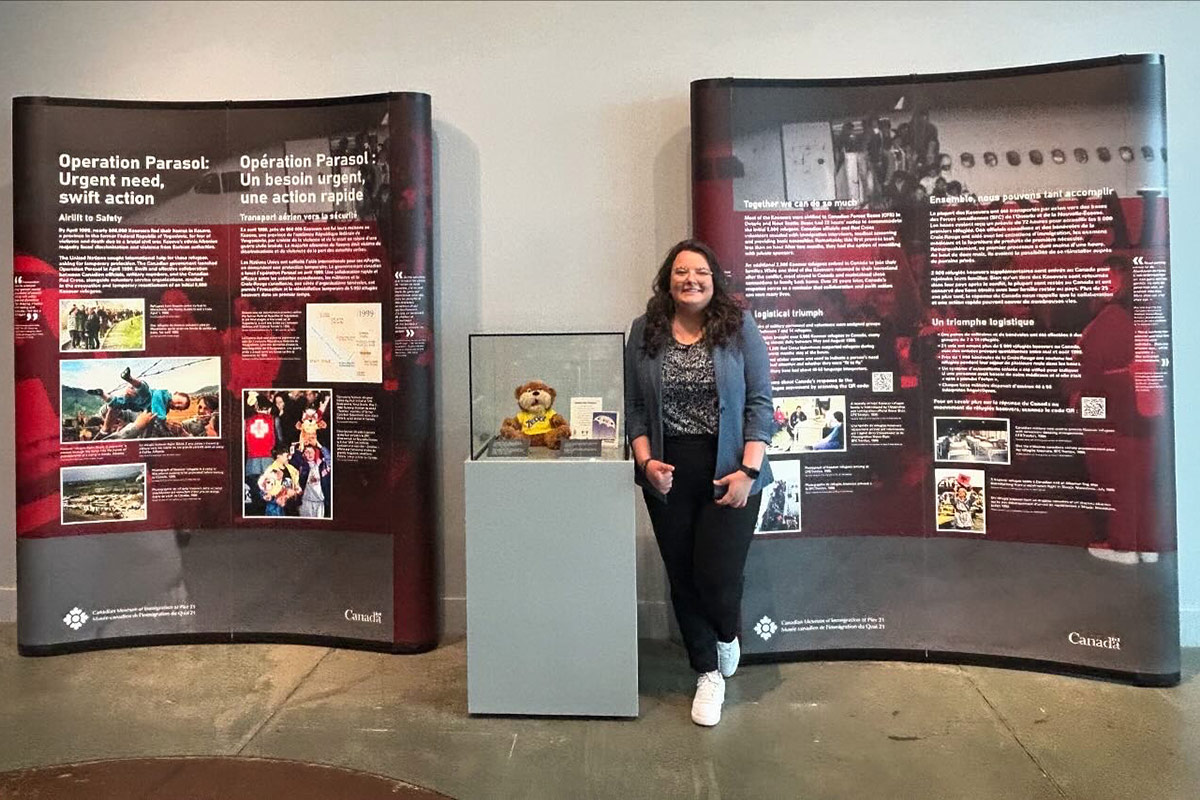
[469,332,627,460]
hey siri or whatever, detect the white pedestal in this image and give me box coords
[465,458,638,716]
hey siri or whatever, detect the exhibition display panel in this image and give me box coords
[465,333,637,716]
[13,93,436,654]
[691,55,1178,684]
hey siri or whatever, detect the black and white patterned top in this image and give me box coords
[662,340,719,436]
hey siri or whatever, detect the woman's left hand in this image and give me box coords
[713,470,754,508]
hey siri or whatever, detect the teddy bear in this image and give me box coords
[258,453,301,516]
[499,380,572,449]
[296,407,327,450]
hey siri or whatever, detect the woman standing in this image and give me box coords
[625,239,774,726]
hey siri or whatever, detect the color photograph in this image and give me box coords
[756,458,802,534]
[59,298,145,352]
[243,389,333,519]
[935,468,986,534]
[60,463,147,525]
[60,357,221,443]
[769,395,847,454]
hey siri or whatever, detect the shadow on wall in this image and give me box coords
[642,100,691,642]
[654,122,692,264]
[1,97,17,613]
[432,120,482,641]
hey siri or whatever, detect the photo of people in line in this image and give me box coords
[756,459,802,534]
[243,389,333,519]
[935,469,986,534]
[59,298,145,352]
[769,395,847,454]
[61,463,147,525]
[934,417,1010,465]
[60,357,221,443]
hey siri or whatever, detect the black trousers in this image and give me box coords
[645,435,761,673]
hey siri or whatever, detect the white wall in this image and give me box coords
[2,0,1198,644]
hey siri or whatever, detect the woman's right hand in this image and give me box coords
[645,459,675,495]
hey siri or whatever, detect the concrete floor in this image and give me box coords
[0,624,1197,799]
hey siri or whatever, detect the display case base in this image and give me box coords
[465,458,638,716]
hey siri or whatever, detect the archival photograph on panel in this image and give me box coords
[934,468,986,534]
[769,395,846,454]
[756,458,802,535]
[934,417,1011,465]
[242,389,333,520]
[732,65,1166,212]
[59,298,145,352]
[61,357,220,443]
[61,463,148,525]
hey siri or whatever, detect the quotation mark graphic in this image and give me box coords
[62,607,89,631]
[754,616,779,641]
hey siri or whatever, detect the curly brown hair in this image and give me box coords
[641,239,745,356]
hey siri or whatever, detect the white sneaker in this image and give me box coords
[691,670,725,726]
[1139,551,1160,564]
[1088,545,1138,565]
[717,637,740,678]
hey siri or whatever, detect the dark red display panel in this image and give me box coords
[14,93,435,654]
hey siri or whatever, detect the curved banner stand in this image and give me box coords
[14,93,436,654]
[692,55,1178,684]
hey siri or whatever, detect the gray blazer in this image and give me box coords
[625,310,775,502]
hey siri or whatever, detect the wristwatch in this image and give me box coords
[738,464,760,480]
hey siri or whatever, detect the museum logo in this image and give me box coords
[344,608,383,624]
[1068,631,1121,650]
[754,615,779,642]
[62,606,90,631]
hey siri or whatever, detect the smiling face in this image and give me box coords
[669,249,714,314]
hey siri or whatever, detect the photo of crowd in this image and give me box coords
[243,389,333,519]
[59,298,145,352]
[934,417,1011,465]
[935,469,986,534]
[61,357,221,443]
[830,108,976,211]
[755,459,801,534]
[769,395,847,454]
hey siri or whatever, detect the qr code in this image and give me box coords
[1081,396,1107,419]
[871,371,894,393]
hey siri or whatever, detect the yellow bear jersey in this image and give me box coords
[516,409,555,436]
